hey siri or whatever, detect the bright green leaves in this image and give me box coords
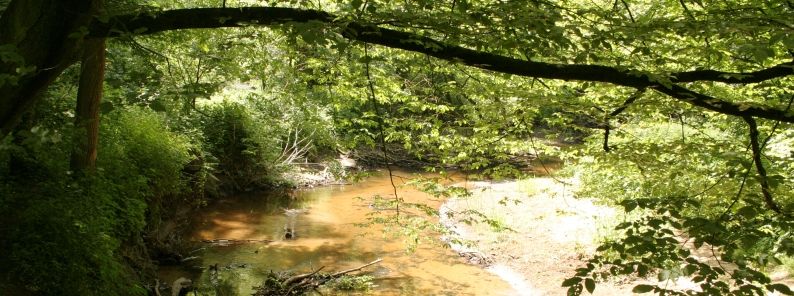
[289,20,333,46]
[568,190,794,295]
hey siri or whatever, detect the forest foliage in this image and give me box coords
[0,0,792,295]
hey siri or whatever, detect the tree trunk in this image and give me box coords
[70,37,106,172]
[69,0,106,172]
[0,0,92,138]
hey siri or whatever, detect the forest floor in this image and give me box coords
[443,177,794,295]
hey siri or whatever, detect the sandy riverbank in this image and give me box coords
[441,177,643,295]
[441,176,794,296]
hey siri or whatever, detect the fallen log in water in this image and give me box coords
[253,258,383,296]
[199,238,272,246]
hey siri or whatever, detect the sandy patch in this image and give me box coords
[443,177,638,295]
[441,176,794,296]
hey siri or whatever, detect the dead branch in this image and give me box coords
[330,258,383,277]
[253,258,382,296]
[275,128,315,166]
[200,238,272,246]
[283,266,325,287]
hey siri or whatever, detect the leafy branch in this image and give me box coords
[565,196,794,296]
[86,7,794,123]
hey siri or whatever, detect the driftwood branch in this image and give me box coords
[330,258,383,277]
[275,128,315,166]
[200,238,272,246]
[283,266,325,287]
[254,258,383,296]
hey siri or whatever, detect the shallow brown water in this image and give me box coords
[160,170,515,295]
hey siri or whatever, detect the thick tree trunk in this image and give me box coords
[70,37,106,172]
[0,0,91,138]
[69,0,106,172]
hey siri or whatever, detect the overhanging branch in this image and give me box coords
[673,61,794,84]
[53,7,788,124]
[90,8,794,87]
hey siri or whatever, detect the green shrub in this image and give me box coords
[0,107,193,295]
[199,101,281,192]
[329,275,375,291]
[101,107,192,197]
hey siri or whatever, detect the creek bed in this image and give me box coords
[158,170,516,295]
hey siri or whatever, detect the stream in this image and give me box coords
[159,170,517,295]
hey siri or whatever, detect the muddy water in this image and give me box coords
[161,170,515,295]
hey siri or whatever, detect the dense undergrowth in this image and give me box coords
[0,82,336,295]
[0,107,190,294]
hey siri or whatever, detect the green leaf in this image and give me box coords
[637,264,649,277]
[767,284,794,295]
[585,278,595,294]
[767,174,785,188]
[657,269,671,281]
[148,100,167,112]
[621,200,638,212]
[782,36,794,49]
[736,206,757,218]
[632,284,655,293]
[683,264,698,276]
[100,101,115,113]
[752,46,775,62]
[562,277,582,287]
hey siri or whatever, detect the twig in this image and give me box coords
[620,0,636,23]
[283,266,325,287]
[363,43,401,224]
[154,279,161,296]
[604,89,646,152]
[200,238,272,245]
[330,258,383,277]
[743,116,784,214]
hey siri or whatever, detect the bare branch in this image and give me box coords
[604,89,646,152]
[743,116,785,214]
